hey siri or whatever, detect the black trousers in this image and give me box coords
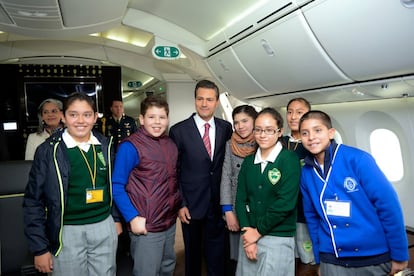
[182,203,226,276]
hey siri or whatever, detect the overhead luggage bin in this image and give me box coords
[303,0,414,81]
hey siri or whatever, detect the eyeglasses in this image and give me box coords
[253,128,280,135]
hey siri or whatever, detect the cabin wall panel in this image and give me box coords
[166,81,197,127]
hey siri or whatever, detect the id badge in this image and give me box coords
[86,188,104,204]
[325,200,351,217]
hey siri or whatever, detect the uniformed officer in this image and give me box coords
[101,100,137,151]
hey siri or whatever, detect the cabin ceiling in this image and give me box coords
[0,0,414,108]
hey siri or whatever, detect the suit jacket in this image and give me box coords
[169,114,232,219]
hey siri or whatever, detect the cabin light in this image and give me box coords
[401,0,414,8]
[17,11,33,17]
[33,12,48,17]
[352,88,364,96]
[17,11,48,17]
[106,34,128,43]
[261,39,275,56]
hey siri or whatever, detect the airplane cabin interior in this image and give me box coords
[0,0,413,275]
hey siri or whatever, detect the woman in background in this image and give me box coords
[25,98,63,160]
[220,105,258,274]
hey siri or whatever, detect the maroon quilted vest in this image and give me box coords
[124,128,181,232]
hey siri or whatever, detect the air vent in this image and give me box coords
[208,40,227,53]
[228,25,254,40]
[0,0,62,29]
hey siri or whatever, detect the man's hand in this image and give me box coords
[178,207,191,224]
[115,222,123,235]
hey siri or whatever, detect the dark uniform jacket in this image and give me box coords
[23,129,119,256]
[101,114,137,149]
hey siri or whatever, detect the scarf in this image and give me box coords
[230,131,256,158]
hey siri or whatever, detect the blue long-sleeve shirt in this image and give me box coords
[112,141,140,222]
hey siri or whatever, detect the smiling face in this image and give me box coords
[299,117,335,164]
[233,112,255,139]
[195,87,219,121]
[41,102,63,130]
[62,99,98,143]
[139,106,169,137]
[254,113,283,157]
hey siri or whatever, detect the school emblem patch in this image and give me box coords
[268,168,281,185]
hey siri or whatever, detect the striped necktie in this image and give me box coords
[203,123,212,158]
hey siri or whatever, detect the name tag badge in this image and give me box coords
[325,200,351,217]
[86,188,104,204]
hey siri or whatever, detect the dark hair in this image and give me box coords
[64,92,96,113]
[140,96,169,116]
[111,99,123,106]
[286,97,311,111]
[232,105,258,120]
[299,110,332,130]
[194,79,219,99]
[257,107,284,129]
[37,98,63,134]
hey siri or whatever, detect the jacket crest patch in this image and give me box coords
[343,177,359,192]
[97,152,106,166]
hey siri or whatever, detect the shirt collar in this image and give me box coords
[288,134,301,142]
[193,113,215,130]
[62,129,101,151]
[254,141,283,164]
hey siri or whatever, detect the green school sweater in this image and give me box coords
[64,145,110,224]
[235,148,301,237]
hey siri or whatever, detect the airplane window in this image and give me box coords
[369,129,403,182]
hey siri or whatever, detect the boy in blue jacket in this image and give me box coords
[299,110,408,276]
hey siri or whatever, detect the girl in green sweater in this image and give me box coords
[235,107,301,276]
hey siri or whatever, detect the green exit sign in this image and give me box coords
[152,46,180,59]
[127,81,142,88]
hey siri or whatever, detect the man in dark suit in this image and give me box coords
[170,80,232,276]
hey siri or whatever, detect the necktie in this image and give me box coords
[203,123,212,158]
